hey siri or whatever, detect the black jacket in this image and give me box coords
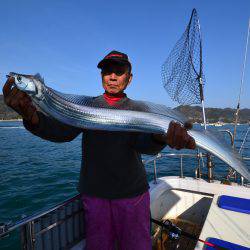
[23,95,166,199]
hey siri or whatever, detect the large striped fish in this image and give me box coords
[9,72,250,181]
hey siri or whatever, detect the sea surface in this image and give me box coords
[0,121,249,250]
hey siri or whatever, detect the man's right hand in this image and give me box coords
[2,76,39,125]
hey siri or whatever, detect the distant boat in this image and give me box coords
[200,122,225,127]
[214,121,224,127]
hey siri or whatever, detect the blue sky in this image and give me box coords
[0,0,249,108]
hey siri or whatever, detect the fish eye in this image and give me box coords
[17,75,22,82]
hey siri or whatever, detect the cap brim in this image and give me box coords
[97,58,131,69]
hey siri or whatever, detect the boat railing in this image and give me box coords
[0,194,85,250]
[143,128,250,185]
[143,152,250,186]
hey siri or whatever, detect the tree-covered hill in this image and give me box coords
[175,105,250,124]
[0,95,22,120]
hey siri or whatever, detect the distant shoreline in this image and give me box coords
[0,119,22,122]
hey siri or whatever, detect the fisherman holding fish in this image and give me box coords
[3,50,196,250]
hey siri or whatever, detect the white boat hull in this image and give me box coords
[150,176,250,249]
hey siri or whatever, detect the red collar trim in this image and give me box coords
[103,93,126,106]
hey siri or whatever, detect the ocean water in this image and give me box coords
[0,121,249,250]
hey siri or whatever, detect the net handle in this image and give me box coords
[187,9,203,79]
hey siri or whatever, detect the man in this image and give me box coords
[3,50,195,250]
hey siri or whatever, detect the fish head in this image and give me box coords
[9,72,44,98]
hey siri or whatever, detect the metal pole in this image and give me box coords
[197,12,207,130]
[198,76,207,130]
[180,155,184,178]
[201,99,207,130]
[233,18,250,146]
[219,130,234,146]
[207,154,213,182]
[241,176,244,186]
[239,124,250,154]
[196,150,202,178]
[27,221,35,250]
[153,159,157,184]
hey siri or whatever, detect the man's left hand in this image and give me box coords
[153,121,196,150]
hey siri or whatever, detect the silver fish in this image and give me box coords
[9,72,250,181]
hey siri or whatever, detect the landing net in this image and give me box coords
[162,9,205,105]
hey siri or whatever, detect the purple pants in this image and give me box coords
[81,191,151,250]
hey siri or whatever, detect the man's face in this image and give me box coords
[101,63,132,95]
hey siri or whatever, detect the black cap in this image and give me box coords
[97,50,132,71]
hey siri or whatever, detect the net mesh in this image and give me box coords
[162,9,205,105]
